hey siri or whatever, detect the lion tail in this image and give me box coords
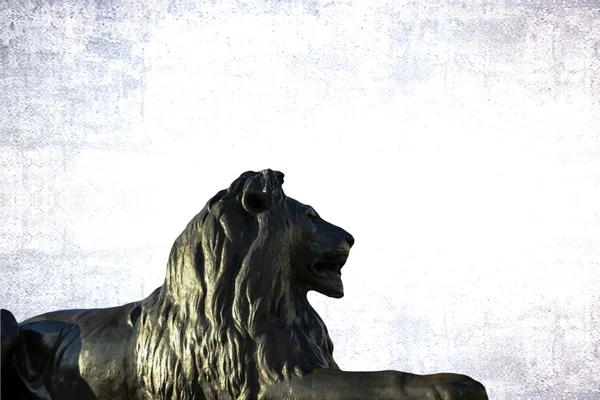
[1,308,19,371]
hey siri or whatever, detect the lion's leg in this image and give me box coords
[8,320,102,400]
[1,309,19,370]
[261,368,488,400]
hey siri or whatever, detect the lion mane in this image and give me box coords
[134,170,337,400]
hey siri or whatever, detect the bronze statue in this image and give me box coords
[1,169,488,399]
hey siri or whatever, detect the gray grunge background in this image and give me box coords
[1,0,599,398]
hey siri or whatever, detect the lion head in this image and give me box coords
[136,169,354,400]
[286,196,355,299]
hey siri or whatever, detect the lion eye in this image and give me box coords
[306,209,318,222]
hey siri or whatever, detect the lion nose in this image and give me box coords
[345,234,355,248]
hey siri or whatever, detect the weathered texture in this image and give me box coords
[1,169,488,400]
[1,1,599,399]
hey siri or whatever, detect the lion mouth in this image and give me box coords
[306,254,348,298]
[311,256,347,277]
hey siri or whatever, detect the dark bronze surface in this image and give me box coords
[1,169,488,400]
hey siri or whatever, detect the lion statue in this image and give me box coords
[1,169,488,400]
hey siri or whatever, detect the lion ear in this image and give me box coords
[274,171,284,185]
[242,189,269,216]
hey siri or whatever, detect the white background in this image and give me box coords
[1,1,599,398]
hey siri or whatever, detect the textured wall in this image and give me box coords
[1,0,599,398]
